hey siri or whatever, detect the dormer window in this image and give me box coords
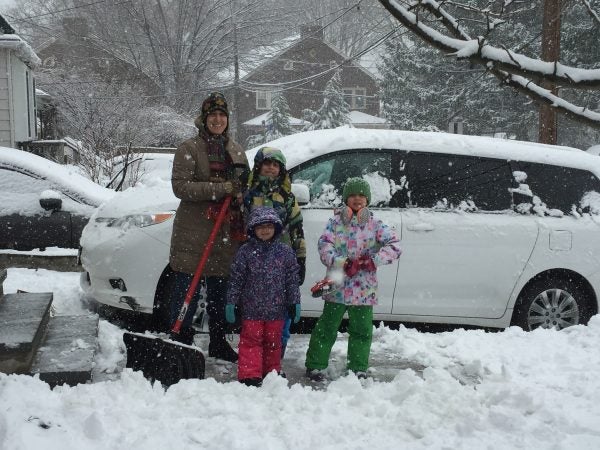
[283,61,294,70]
[330,60,337,69]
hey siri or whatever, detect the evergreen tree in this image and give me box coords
[378,32,536,140]
[305,70,351,130]
[246,91,295,148]
[265,91,293,140]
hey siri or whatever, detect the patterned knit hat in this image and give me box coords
[342,177,371,204]
[254,147,287,170]
[201,92,229,126]
[246,206,283,238]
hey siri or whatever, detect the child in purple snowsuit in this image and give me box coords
[226,207,301,386]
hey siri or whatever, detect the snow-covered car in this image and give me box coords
[80,128,600,331]
[0,147,114,250]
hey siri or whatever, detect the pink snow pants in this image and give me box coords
[237,319,284,380]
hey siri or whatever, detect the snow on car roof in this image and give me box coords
[247,128,599,176]
[0,147,114,207]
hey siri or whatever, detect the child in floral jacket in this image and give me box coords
[305,177,402,381]
[226,207,301,387]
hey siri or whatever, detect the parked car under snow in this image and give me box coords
[80,128,600,331]
[0,147,113,250]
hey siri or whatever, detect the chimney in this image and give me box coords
[300,25,324,41]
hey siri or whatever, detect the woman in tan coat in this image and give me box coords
[166,92,248,362]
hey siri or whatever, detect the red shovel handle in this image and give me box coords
[171,196,232,335]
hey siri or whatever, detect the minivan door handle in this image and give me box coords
[406,222,435,232]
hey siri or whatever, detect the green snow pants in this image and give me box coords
[305,302,373,372]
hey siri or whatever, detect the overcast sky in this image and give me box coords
[0,0,16,10]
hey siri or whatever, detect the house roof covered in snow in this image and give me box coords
[243,111,309,127]
[0,15,41,69]
[348,110,388,125]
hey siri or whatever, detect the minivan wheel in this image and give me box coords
[512,277,591,331]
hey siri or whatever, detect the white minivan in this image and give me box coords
[80,128,600,331]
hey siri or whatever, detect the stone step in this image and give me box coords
[30,314,100,387]
[0,292,53,374]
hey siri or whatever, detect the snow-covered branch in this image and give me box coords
[581,0,600,25]
[379,0,600,128]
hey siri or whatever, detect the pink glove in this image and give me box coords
[358,254,376,272]
[343,258,360,278]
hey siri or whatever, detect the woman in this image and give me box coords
[166,92,248,363]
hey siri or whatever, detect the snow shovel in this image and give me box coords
[123,196,233,387]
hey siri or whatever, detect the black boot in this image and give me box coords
[208,319,238,362]
[206,277,238,362]
[240,378,262,387]
[208,340,238,363]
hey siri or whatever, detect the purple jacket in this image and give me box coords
[227,207,300,321]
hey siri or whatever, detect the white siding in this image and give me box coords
[0,50,11,147]
[11,53,35,143]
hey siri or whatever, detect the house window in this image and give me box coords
[283,61,294,70]
[256,91,272,110]
[343,87,366,110]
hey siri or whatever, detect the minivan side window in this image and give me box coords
[394,152,513,211]
[510,161,600,214]
[291,150,392,207]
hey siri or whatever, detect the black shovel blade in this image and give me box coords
[123,332,205,387]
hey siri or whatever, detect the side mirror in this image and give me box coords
[291,183,310,206]
[39,190,63,211]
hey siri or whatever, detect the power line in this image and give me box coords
[34,0,371,88]
[8,0,133,23]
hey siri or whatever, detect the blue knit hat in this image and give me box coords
[246,206,283,239]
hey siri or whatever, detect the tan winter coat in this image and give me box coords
[169,122,248,276]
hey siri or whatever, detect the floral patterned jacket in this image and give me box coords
[318,210,402,306]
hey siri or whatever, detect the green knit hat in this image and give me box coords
[342,177,371,204]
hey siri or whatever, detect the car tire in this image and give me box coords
[512,275,594,331]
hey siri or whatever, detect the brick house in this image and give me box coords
[234,25,381,145]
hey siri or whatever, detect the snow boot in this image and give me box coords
[208,340,238,363]
[240,378,262,387]
[305,368,326,382]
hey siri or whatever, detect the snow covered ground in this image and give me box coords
[2,268,600,450]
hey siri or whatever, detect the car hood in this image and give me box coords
[95,182,178,218]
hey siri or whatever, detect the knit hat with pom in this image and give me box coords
[201,92,229,126]
[342,177,371,204]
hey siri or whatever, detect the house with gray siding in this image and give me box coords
[0,16,40,149]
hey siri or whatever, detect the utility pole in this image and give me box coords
[229,1,241,142]
[539,0,561,145]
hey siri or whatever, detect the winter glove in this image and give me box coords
[222,181,234,195]
[343,258,360,278]
[358,254,376,272]
[225,304,236,324]
[297,257,306,285]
